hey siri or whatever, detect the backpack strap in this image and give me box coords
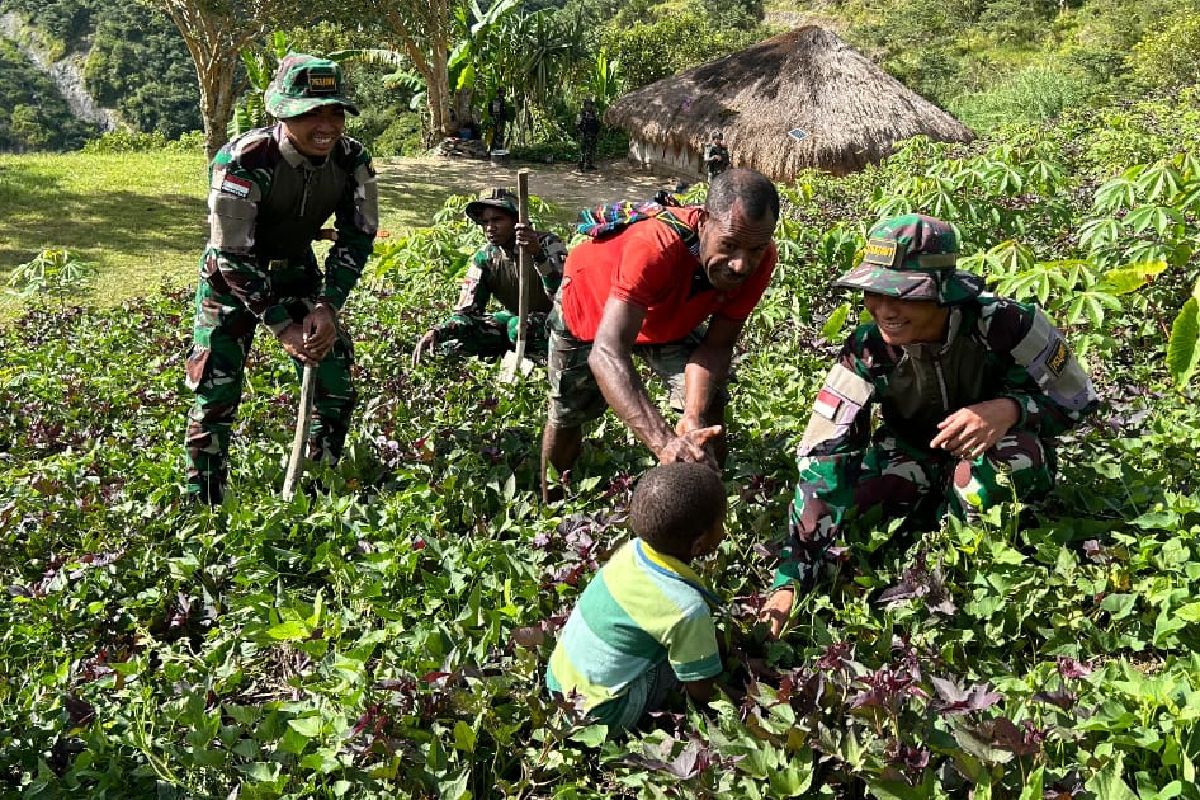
[576,201,701,259]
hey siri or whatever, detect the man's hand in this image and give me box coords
[758,587,795,639]
[656,424,722,468]
[278,323,316,365]
[412,329,439,367]
[514,223,541,259]
[302,305,337,361]
[929,398,1021,460]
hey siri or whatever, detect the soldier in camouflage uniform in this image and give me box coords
[760,214,1098,635]
[183,54,379,504]
[412,187,567,364]
[703,131,729,181]
[576,98,601,171]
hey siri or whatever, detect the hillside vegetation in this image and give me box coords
[1,81,1199,799]
[3,0,1198,154]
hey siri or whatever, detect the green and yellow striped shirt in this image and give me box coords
[546,538,722,723]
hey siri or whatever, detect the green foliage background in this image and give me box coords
[0,0,200,144]
[0,38,96,151]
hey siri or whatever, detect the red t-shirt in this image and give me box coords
[561,207,777,344]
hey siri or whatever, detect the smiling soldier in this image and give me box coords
[539,168,779,501]
[183,54,378,505]
[760,214,1098,635]
[411,187,567,366]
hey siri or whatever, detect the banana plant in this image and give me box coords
[228,31,291,138]
[328,48,428,112]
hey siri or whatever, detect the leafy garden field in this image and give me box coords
[2,93,1200,799]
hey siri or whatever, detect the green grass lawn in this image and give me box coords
[0,152,441,320]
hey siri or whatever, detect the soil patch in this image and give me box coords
[375,154,687,228]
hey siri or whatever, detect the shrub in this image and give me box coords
[5,248,96,301]
[82,129,205,154]
[368,113,426,157]
[950,65,1100,133]
[1128,12,1200,92]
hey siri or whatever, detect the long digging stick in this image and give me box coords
[501,169,533,381]
[282,361,316,500]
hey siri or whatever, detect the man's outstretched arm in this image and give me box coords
[589,297,719,465]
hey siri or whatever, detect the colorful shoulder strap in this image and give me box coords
[576,201,700,258]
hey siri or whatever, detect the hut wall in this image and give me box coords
[627,137,705,179]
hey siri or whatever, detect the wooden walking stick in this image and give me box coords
[282,361,317,500]
[501,169,534,381]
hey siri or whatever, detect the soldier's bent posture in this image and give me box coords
[760,214,1097,635]
[184,54,378,504]
[411,188,567,365]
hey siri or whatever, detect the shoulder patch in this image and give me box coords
[1045,339,1069,377]
[218,173,253,198]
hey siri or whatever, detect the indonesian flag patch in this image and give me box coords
[220,174,253,198]
[813,388,843,420]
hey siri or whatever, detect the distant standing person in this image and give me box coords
[576,97,601,171]
[183,54,378,504]
[487,88,509,151]
[703,131,729,180]
[412,187,567,364]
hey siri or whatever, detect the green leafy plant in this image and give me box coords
[6,248,97,302]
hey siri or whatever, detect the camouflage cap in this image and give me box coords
[265,54,359,120]
[834,213,984,305]
[465,187,519,223]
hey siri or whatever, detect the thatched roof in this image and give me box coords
[605,26,975,179]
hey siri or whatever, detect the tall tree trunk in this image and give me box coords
[158,0,281,161]
[199,51,239,160]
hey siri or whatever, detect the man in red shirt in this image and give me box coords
[541,169,779,501]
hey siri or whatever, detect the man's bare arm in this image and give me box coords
[588,297,676,454]
[678,315,744,433]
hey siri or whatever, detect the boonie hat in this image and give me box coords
[265,54,359,120]
[835,213,984,305]
[465,187,519,222]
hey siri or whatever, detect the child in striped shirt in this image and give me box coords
[546,462,728,732]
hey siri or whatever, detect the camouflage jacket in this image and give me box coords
[703,143,729,173]
[204,124,379,335]
[454,232,568,318]
[576,108,600,136]
[798,295,1098,458]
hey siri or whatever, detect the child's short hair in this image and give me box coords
[629,463,726,553]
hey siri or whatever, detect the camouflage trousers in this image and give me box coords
[433,310,550,360]
[579,133,597,168]
[772,430,1053,588]
[184,259,357,503]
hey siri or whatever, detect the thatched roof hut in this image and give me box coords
[605,26,975,181]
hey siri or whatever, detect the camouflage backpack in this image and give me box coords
[575,201,700,258]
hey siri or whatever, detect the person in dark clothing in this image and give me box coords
[576,98,601,171]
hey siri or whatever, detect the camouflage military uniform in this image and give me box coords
[183,55,378,503]
[432,232,567,359]
[576,102,601,171]
[703,137,729,180]
[775,214,1097,588]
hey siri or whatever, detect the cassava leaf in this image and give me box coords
[1166,296,1200,387]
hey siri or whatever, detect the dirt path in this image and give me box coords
[375,154,684,229]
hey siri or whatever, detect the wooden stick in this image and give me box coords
[512,169,532,367]
[282,362,316,500]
